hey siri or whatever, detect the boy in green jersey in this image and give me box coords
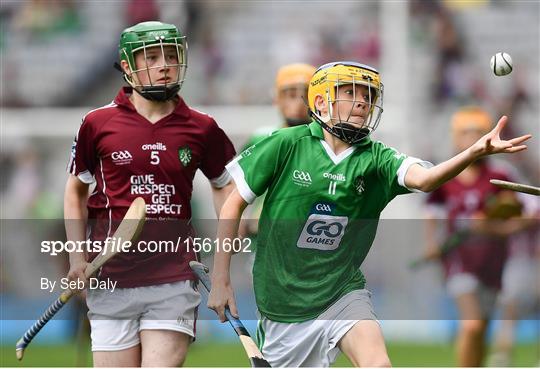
[209,61,531,367]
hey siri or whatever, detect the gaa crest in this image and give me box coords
[178,146,192,167]
[354,176,365,195]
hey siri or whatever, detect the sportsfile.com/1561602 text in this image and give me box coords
[40,237,253,256]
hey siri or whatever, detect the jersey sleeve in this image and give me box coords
[66,118,97,184]
[200,119,237,188]
[373,141,433,201]
[226,131,291,204]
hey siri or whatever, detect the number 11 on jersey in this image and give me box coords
[328,181,337,195]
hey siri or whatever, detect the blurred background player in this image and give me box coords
[488,193,539,366]
[243,63,316,148]
[209,61,531,367]
[239,63,316,239]
[65,21,235,367]
[423,106,532,367]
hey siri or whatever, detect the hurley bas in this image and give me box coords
[40,277,117,293]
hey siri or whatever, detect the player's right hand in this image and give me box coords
[66,261,89,290]
[208,282,239,323]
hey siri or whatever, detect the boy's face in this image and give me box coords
[123,45,181,87]
[316,83,372,128]
[332,84,371,128]
[276,84,310,126]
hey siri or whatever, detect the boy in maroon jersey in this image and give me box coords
[489,195,539,366]
[65,21,235,366]
[424,107,527,367]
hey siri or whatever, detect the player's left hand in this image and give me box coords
[470,116,531,158]
[208,281,239,323]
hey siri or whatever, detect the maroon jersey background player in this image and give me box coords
[421,106,531,368]
[426,163,514,290]
[67,87,235,287]
[64,21,238,367]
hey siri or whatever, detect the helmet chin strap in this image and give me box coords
[331,122,370,144]
[133,84,181,102]
[119,64,182,102]
[309,110,370,144]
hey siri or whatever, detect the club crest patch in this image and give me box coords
[354,176,366,195]
[178,146,192,167]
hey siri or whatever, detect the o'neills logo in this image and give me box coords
[323,172,346,182]
[141,142,167,151]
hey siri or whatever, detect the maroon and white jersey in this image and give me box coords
[67,87,236,287]
[426,162,515,290]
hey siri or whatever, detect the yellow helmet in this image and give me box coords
[308,61,384,143]
[275,63,317,92]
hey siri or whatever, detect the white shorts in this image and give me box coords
[500,256,540,311]
[446,273,497,318]
[87,280,200,351]
[256,289,377,367]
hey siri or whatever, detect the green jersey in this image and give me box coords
[239,125,281,237]
[226,122,430,322]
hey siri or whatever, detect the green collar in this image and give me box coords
[308,121,325,139]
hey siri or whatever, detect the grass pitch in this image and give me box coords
[1,342,538,367]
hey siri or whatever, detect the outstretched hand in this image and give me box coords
[470,116,531,158]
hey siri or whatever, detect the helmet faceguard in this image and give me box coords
[119,21,187,102]
[308,61,384,144]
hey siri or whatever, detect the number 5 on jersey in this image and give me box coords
[150,151,160,165]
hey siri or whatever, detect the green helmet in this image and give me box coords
[118,21,187,101]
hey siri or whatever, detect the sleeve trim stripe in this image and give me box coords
[397,157,433,193]
[210,169,232,188]
[225,158,256,204]
[82,101,117,120]
[98,158,112,237]
[67,155,75,175]
[78,170,95,184]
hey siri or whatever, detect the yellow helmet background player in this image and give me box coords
[275,63,316,127]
